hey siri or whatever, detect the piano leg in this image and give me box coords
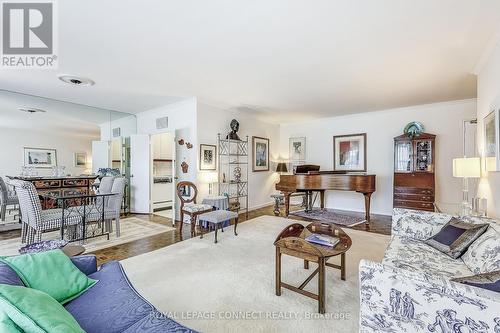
[363,192,373,224]
[320,191,325,210]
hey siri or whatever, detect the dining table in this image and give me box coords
[38,188,117,243]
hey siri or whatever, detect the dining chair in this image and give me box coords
[0,177,19,222]
[105,177,126,237]
[177,181,213,237]
[10,180,82,245]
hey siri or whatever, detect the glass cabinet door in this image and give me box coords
[415,140,433,172]
[395,141,413,172]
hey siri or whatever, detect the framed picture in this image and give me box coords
[333,133,367,172]
[199,144,217,170]
[74,152,87,167]
[252,136,270,172]
[23,147,57,168]
[289,137,306,161]
[484,109,500,171]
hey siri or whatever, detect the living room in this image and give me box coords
[0,1,499,333]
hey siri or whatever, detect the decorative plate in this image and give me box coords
[403,121,424,138]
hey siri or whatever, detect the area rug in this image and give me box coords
[291,209,366,227]
[121,215,390,333]
[0,217,175,256]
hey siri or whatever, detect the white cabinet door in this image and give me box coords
[130,135,151,213]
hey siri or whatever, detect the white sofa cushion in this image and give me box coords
[462,224,500,274]
[382,236,472,278]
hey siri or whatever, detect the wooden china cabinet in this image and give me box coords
[393,133,436,212]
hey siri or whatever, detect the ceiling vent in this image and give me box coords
[112,127,121,138]
[58,75,95,86]
[156,116,168,130]
[18,108,46,114]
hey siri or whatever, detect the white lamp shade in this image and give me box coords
[202,172,218,183]
[453,157,481,178]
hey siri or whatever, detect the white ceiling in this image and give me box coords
[1,0,500,123]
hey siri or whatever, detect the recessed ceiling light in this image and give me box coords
[18,108,46,114]
[58,74,95,86]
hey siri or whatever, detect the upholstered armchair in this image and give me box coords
[0,177,19,221]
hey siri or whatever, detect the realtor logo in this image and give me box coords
[1,1,57,68]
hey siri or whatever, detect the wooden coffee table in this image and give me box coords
[61,245,86,257]
[274,222,352,313]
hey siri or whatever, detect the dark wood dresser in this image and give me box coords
[10,176,98,210]
[393,133,436,212]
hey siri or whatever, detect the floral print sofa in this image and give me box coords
[359,208,500,333]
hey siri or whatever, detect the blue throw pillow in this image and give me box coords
[424,217,488,259]
[451,271,500,293]
[0,262,23,286]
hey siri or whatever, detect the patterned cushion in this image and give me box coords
[451,270,500,293]
[382,236,473,278]
[182,204,212,213]
[424,218,488,259]
[198,210,238,223]
[391,208,452,240]
[462,224,500,274]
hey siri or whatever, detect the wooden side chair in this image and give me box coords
[176,181,213,237]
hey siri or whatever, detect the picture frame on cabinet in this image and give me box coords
[484,109,500,172]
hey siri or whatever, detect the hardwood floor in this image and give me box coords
[0,204,391,265]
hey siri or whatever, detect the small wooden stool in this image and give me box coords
[198,210,239,243]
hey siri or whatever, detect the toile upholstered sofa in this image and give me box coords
[359,208,500,333]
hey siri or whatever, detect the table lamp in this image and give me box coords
[453,157,480,215]
[203,172,219,195]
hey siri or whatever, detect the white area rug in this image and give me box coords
[0,217,175,256]
[121,215,390,333]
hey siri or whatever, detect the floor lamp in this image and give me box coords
[452,157,480,216]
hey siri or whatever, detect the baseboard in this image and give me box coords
[248,201,274,212]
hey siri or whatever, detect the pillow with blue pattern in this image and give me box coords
[451,270,500,293]
[424,217,488,259]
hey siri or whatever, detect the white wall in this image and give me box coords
[197,102,280,210]
[100,115,137,141]
[476,37,500,217]
[0,128,96,178]
[279,100,477,215]
[135,98,198,217]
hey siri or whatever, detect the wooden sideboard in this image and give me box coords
[393,133,436,212]
[10,176,98,209]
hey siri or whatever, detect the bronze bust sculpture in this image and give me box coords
[226,119,241,140]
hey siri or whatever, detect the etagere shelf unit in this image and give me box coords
[218,134,249,218]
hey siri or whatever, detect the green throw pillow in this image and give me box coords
[0,310,22,333]
[0,249,97,304]
[0,284,84,333]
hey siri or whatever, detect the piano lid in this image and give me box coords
[294,164,320,174]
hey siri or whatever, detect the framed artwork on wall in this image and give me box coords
[199,144,217,170]
[252,136,270,172]
[74,152,87,167]
[484,109,500,172]
[289,137,306,161]
[333,133,367,172]
[23,147,57,168]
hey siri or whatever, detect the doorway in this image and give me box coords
[150,132,175,222]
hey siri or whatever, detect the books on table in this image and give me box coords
[305,233,340,247]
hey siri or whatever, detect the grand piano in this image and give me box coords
[275,165,376,223]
